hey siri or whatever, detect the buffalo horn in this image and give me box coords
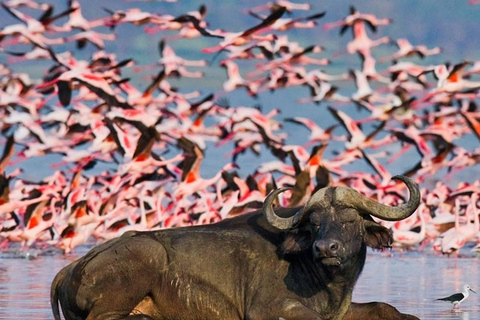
[330,175,420,221]
[263,187,309,230]
[263,175,420,229]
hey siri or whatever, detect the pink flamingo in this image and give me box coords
[1,46,51,64]
[59,0,108,31]
[63,30,116,50]
[144,5,207,37]
[103,7,156,28]
[220,60,247,92]
[218,190,240,219]
[349,69,376,102]
[256,47,330,81]
[285,117,338,145]
[388,124,436,165]
[439,195,479,256]
[3,0,51,10]
[248,10,325,32]
[323,6,392,32]
[220,60,263,96]
[0,136,53,216]
[454,193,480,243]
[1,2,74,34]
[436,61,480,93]
[344,22,391,57]
[380,38,442,63]
[328,107,389,150]
[179,7,286,53]
[57,222,98,254]
[392,203,427,252]
[247,1,311,13]
[298,80,350,105]
[158,40,206,78]
[36,50,130,108]
[1,195,55,247]
[116,70,166,106]
[360,150,392,186]
[177,136,239,194]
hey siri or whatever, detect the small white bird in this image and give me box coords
[437,284,476,309]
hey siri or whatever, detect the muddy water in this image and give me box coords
[0,248,478,319]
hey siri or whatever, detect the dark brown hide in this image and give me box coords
[344,302,420,320]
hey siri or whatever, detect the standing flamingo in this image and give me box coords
[439,195,479,256]
[392,203,427,253]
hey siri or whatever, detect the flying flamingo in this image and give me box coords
[157,40,206,78]
[59,0,108,31]
[285,117,338,145]
[360,150,392,187]
[144,5,207,37]
[0,20,64,48]
[18,195,54,246]
[379,38,442,63]
[178,6,286,53]
[415,62,480,106]
[345,22,391,57]
[57,222,98,254]
[323,6,392,33]
[1,2,75,34]
[328,107,388,150]
[0,136,52,215]
[114,121,184,175]
[298,80,349,105]
[1,195,55,248]
[63,30,116,50]
[116,70,166,106]
[103,7,156,28]
[460,109,480,142]
[247,1,311,13]
[3,0,51,10]
[389,125,435,164]
[435,61,480,93]
[36,48,130,108]
[250,45,330,78]
[174,137,237,198]
[220,60,263,96]
[247,10,325,32]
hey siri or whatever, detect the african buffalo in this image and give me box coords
[51,175,420,320]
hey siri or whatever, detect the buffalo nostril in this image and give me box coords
[315,240,341,256]
[330,242,339,252]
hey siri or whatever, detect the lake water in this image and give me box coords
[1,248,479,319]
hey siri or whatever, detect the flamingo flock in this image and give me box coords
[0,1,479,256]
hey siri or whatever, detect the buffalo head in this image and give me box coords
[263,175,420,266]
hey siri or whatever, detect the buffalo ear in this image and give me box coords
[363,220,393,249]
[280,230,312,255]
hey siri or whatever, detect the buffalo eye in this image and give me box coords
[339,210,358,224]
